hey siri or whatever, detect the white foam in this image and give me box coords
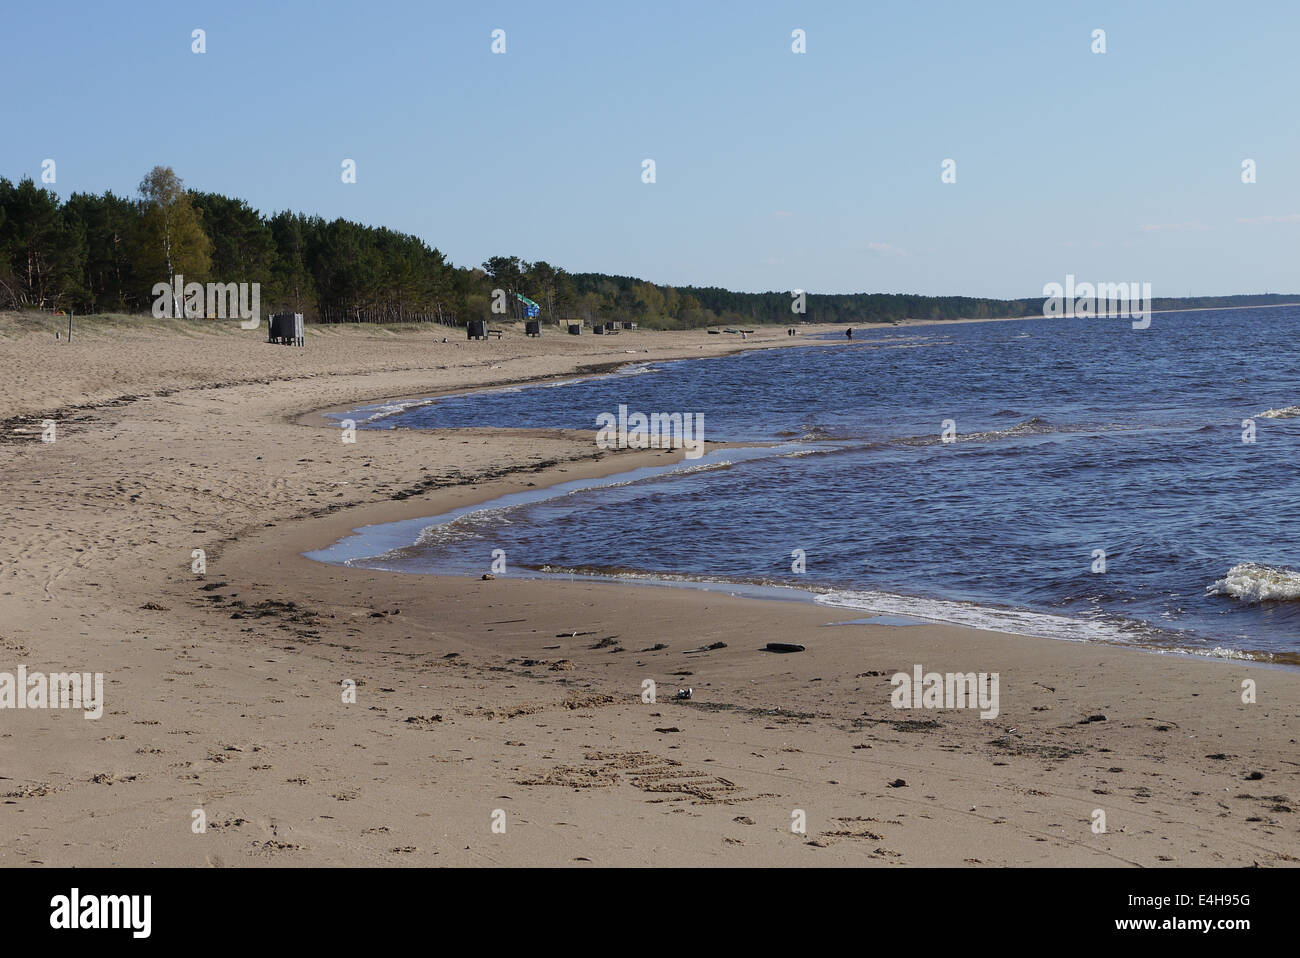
[1256,405,1300,419]
[815,590,1124,643]
[673,459,732,475]
[348,397,438,424]
[1207,563,1300,602]
[615,363,660,376]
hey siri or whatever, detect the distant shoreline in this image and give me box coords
[884,299,1300,328]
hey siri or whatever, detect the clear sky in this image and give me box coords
[4,0,1298,298]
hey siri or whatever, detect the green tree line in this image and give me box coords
[1,166,1294,327]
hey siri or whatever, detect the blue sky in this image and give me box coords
[4,0,1298,297]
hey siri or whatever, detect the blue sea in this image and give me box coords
[314,308,1300,665]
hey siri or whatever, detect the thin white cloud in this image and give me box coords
[1138,222,1212,232]
[1236,213,1300,224]
[866,241,906,256]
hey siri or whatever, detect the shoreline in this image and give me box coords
[304,349,1295,671]
[3,313,1297,867]
[296,332,851,430]
[303,449,1300,671]
[230,444,1300,867]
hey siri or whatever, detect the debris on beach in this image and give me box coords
[675,687,693,700]
[562,693,615,710]
[403,714,443,727]
[684,642,726,654]
[765,642,805,653]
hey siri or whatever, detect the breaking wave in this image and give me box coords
[1256,406,1300,420]
[1207,563,1300,603]
[815,589,1132,643]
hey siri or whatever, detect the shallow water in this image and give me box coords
[320,308,1300,664]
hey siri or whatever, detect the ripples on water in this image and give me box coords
[325,309,1300,663]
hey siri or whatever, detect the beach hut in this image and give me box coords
[268,312,304,346]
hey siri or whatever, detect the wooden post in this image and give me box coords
[67,310,73,343]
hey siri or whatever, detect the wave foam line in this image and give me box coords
[1208,563,1300,602]
[815,589,1126,643]
[1256,405,1300,420]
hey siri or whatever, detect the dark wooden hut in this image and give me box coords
[268,313,304,346]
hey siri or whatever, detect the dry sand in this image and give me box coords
[1,313,1296,867]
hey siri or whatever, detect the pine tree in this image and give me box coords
[0,177,83,310]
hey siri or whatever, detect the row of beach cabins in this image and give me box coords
[265,313,640,346]
[465,319,638,340]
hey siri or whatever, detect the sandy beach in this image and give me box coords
[1,313,1297,868]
